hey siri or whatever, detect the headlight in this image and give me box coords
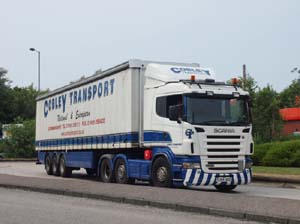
[182,163,201,169]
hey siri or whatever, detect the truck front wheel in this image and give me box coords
[151,157,172,188]
[214,185,237,192]
[45,155,53,175]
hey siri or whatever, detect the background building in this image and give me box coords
[280,108,300,135]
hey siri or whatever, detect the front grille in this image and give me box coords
[204,135,242,173]
[208,155,238,158]
[208,161,238,164]
[207,142,240,145]
[207,135,240,139]
[207,148,240,152]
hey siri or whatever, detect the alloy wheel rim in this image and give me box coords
[156,166,167,182]
[117,164,126,180]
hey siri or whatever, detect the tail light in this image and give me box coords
[144,149,152,160]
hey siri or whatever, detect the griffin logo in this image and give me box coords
[185,129,194,139]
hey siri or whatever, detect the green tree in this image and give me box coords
[252,85,282,143]
[240,74,258,101]
[10,85,40,120]
[0,68,14,124]
[279,79,300,108]
[0,119,36,158]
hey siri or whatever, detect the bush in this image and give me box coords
[252,143,272,165]
[0,120,36,158]
[254,140,300,167]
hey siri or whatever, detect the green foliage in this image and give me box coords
[10,85,40,120]
[279,79,300,108]
[275,134,300,142]
[0,140,5,153]
[252,85,282,143]
[0,68,14,124]
[252,143,272,165]
[0,68,46,158]
[253,166,300,175]
[253,140,300,167]
[230,74,282,143]
[0,120,36,158]
[0,69,44,126]
[239,74,258,101]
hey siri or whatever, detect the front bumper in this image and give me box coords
[182,168,252,186]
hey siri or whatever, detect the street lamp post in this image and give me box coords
[29,48,41,91]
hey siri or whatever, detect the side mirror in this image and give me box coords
[168,104,182,122]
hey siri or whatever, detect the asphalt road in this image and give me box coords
[0,187,260,224]
[2,161,300,223]
[1,162,300,201]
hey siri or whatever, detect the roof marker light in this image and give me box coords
[190,75,196,82]
[231,78,240,85]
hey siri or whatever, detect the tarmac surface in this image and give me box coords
[0,187,260,224]
[1,162,300,223]
[1,162,300,200]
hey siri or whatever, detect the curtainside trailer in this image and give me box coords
[36,59,253,191]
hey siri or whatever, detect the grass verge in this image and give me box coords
[253,166,300,176]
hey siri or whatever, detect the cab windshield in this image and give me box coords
[184,94,250,126]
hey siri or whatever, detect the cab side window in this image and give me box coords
[156,95,182,118]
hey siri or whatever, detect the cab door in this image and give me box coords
[151,93,183,151]
[180,95,201,155]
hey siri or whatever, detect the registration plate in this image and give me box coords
[216,176,232,184]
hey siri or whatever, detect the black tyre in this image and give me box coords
[45,155,53,175]
[52,155,60,176]
[114,159,134,184]
[214,185,237,192]
[151,157,172,188]
[100,158,114,183]
[59,155,72,178]
[85,168,96,176]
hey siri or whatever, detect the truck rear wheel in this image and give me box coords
[114,159,134,184]
[52,155,60,176]
[214,185,237,192]
[100,158,114,183]
[151,157,172,188]
[45,155,53,175]
[59,155,72,178]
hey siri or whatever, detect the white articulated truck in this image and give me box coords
[36,59,253,191]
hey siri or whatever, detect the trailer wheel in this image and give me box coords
[52,155,60,176]
[114,159,134,184]
[100,158,114,183]
[214,185,237,192]
[45,155,53,175]
[151,157,172,188]
[59,155,72,178]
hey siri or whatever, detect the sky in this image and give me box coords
[1,0,300,92]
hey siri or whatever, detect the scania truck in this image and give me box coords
[36,59,253,191]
